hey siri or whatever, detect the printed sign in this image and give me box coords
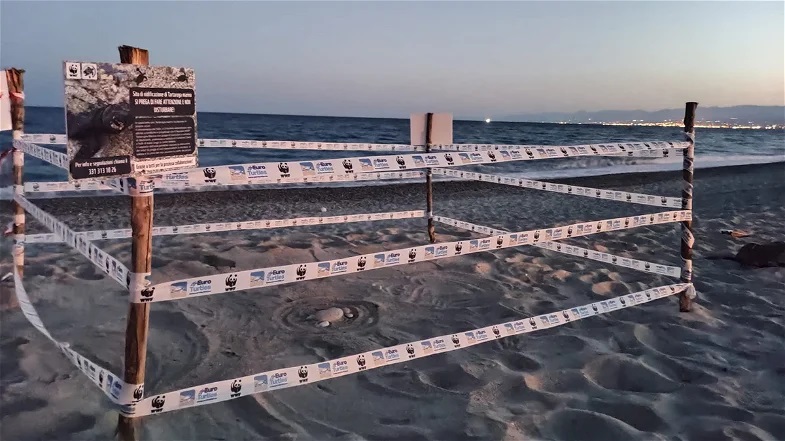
[64,61,198,180]
[410,113,453,145]
[0,71,11,131]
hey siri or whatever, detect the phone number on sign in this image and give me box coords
[88,166,118,176]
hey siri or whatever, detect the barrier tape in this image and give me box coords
[155,142,682,188]
[14,195,130,287]
[133,209,691,303]
[433,216,681,278]
[22,210,426,243]
[20,134,688,156]
[432,168,682,209]
[155,170,427,189]
[13,140,68,170]
[120,282,688,416]
[11,256,143,405]
[432,141,688,153]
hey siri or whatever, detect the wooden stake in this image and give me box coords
[425,113,436,243]
[679,102,698,312]
[3,69,25,310]
[117,46,152,441]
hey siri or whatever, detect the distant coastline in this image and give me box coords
[20,105,785,130]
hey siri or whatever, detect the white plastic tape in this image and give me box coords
[20,133,67,144]
[135,209,691,303]
[431,140,689,153]
[122,282,689,416]
[14,195,130,287]
[155,169,426,189]
[14,213,24,225]
[22,210,426,244]
[432,168,683,209]
[156,142,686,188]
[25,180,115,193]
[13,140,68,170]
[198,138,425,152]
[432,216,681,278]
[12,261,143,405]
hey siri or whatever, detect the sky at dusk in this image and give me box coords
[1,1,783,119]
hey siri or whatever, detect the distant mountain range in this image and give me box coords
[501,105,785,125]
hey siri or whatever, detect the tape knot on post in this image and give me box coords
[685,284,697,300]
[685,131,696,143]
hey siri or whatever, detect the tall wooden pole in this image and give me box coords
[679,102,698,312]
[425,113,436,243]
[4,69,25,310]
[117,45,153,440]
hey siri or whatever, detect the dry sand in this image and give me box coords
[1,162,784,441]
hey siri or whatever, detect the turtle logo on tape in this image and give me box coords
[179,390,195,407]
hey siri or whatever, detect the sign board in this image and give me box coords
[410,113,453,146]
[64,61,198,180]
[0,71,11,131]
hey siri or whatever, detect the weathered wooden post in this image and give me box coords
[425,112,436,243]
[679,102,698,312]
[117,45,153,440]
[4,68,25,309]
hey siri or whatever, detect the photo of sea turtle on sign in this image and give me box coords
[64,62,196,179]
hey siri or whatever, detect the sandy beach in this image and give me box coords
[1,161,783,441]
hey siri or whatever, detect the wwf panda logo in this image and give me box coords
[645,291,652,299]
[298,366,308,383]
[488,152,496,162]
[231,140,237,147]
[199,139,205,146]
[406,344,415,358]
[492,326,500,337]
[296,265,307,280]
[172,226,178,233]
[661,197,667,205]
[560,147,568,157]
[567,227,573,237]
[33,183,40,191]
[343,159,354,173]
[225,274,238,291]
[620,297,626,306]
[278,163,290,176]
[140,286,155,302]
[525,148,534,158]
[650,215,655,223]
[624,218,630,227]
[451,334,460,346]
[645,263,651,270]
[591,304,598,312]
[444,153,454,164]
[105,260,111,272]
[556,243,562,251]
[396,156,406,169]
[74,182,81,190]
[583,250,589,257]
[529,318,536,328]
[595,189,601,197]
[611,256,617,264]
[663,149,669,158]
[151,395,166,413]
[626,194,632,201]
[203,167,217,183]
[496,236,504,248]
[237,223,243,230]
[205,225,211,231]
[596,222,602,231]
[126,274,131,288]
[133,385,144,401]
[455,242,463,254]
[533,231,540,242]
[68,64,78,75]
[356,355,366,369]
[357,256,367,270]
[619,144,626,152]
[567,186,572,194]
[590,146,598,154]
[562,311,570,320]
[408,249,417,262]
[101,231,108,239]
[99,370,105,385]
[88,247,93,259]
[230,380,242,397]
[541,182,547,190]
